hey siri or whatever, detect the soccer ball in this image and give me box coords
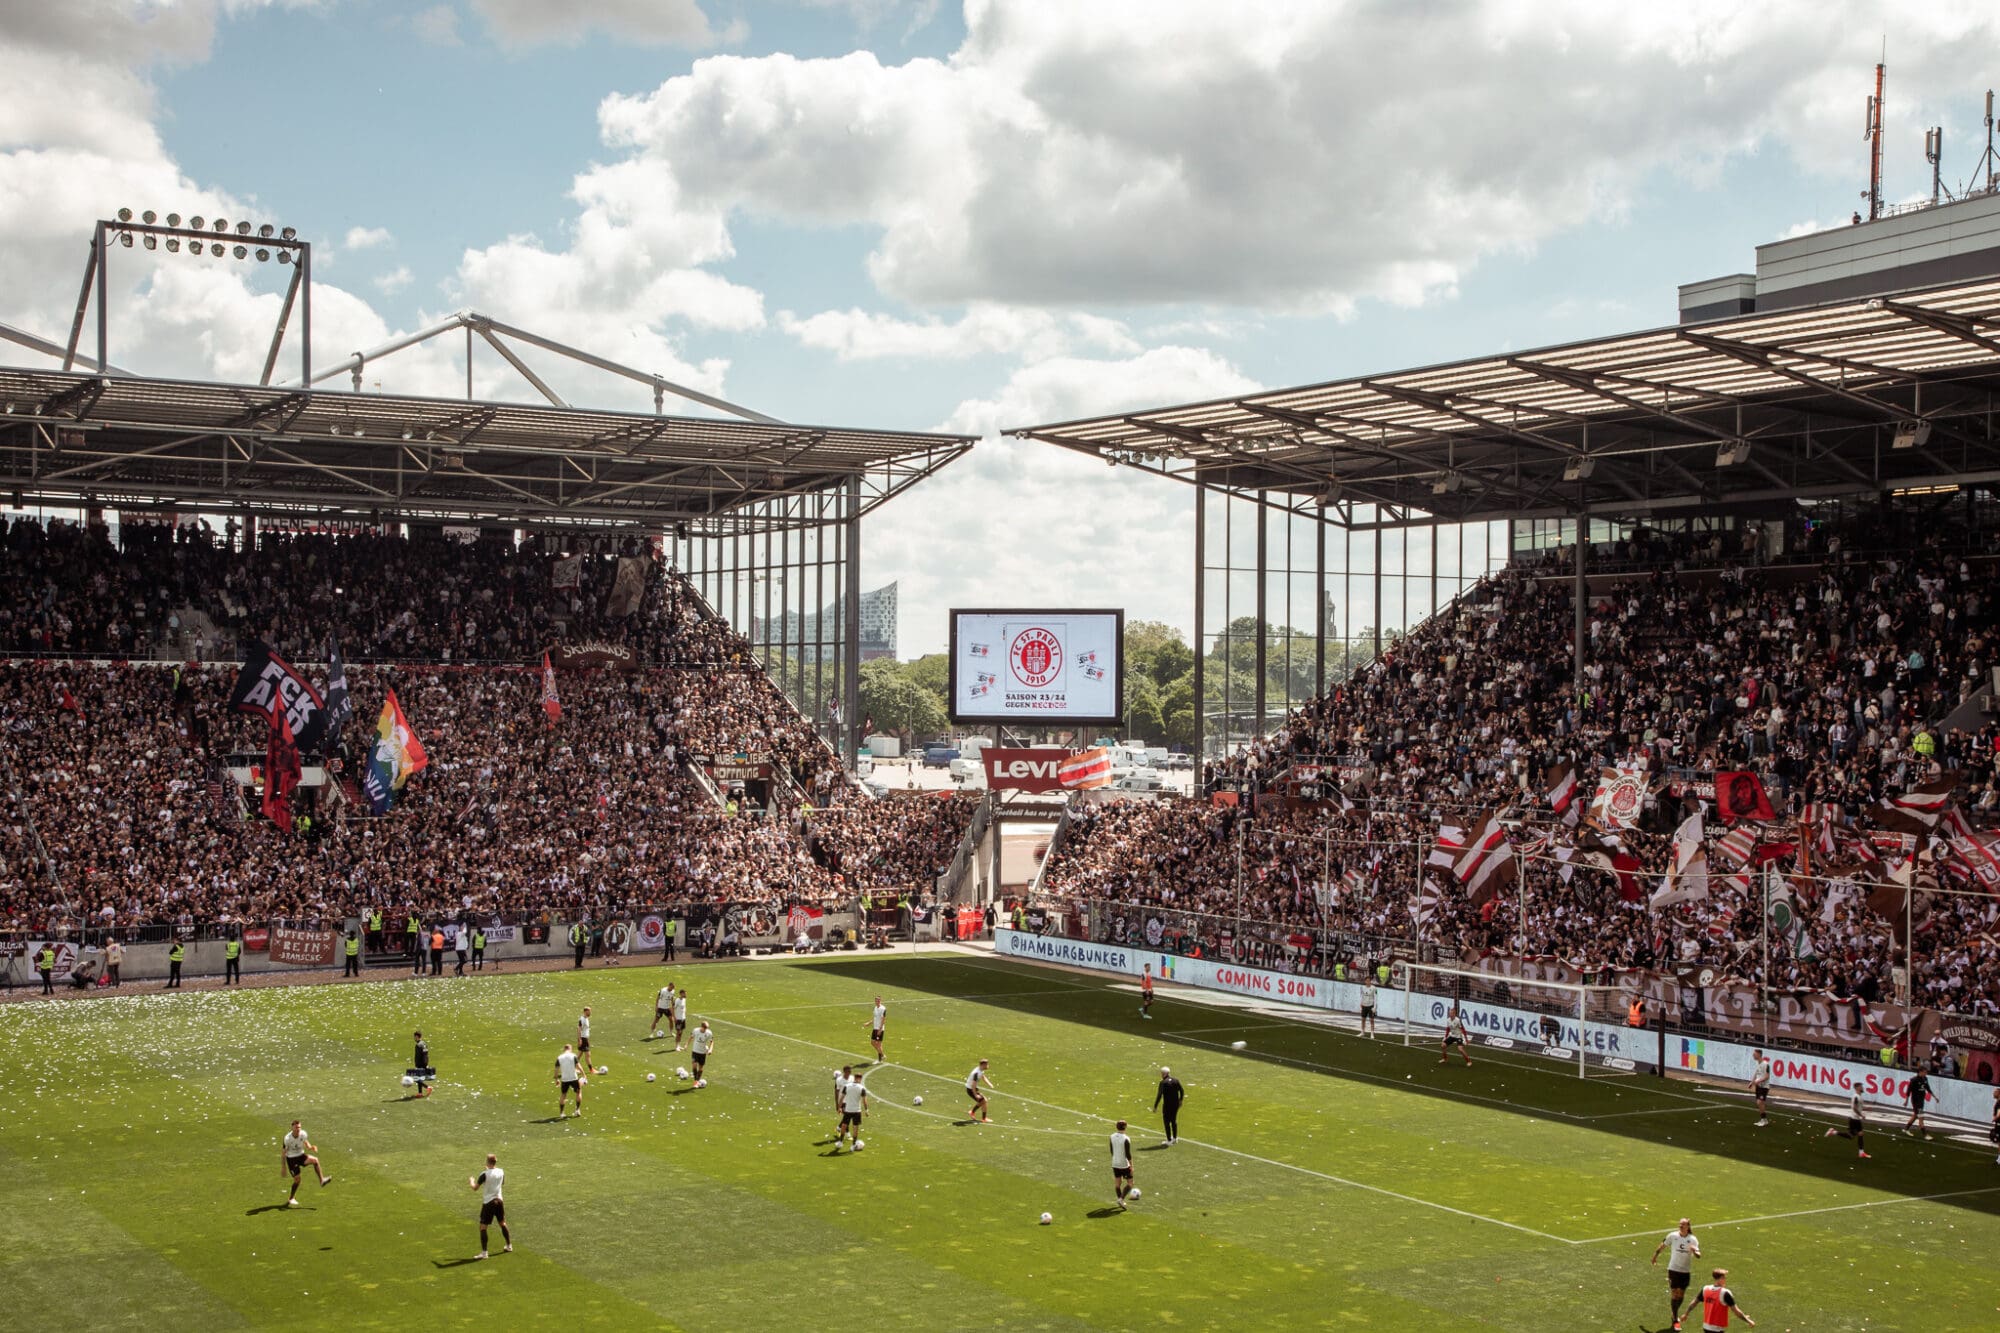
[400,1075,414,1087]
[1230,1040,1247,1050]
[853,1139,865,1151]
[646,1072,657,1083]
[579,1075,589,1086]
[1039,1212,1053,1225]
[596,1066,608,1075]
[676,1067,690,1080]
[912,1095,923,1106]
[1127,1188,1141,1201]
[694,1078,707,1089]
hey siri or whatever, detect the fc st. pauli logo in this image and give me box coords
[1009,627,1061,687]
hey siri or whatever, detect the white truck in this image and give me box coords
[949,736,994,785]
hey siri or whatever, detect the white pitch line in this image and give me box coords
[1572,1186,2000,1244]
[703,987,1085,1018]
[706,1013,1578,1247]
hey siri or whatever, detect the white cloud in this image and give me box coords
[865,344,1259,655]
[591,1,2000,316]
[344,225,392,251]
[372,265,413,295]
[468,0,736,49]
[779,303,1136,361]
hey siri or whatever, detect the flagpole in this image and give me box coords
[1760,865,1771,1046]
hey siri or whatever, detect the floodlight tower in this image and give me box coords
[64,209,312,384]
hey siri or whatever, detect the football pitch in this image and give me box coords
[3,951,1997,1331]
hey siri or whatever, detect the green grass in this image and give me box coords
[3,951,1998,1331]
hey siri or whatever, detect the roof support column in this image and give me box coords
[843,474,862,771]
[1254,489,1268,739]
[1193,480,1207,766]
[1315,509,1327,696]
[1573,514,1587,694]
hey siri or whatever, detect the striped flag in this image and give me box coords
[1546,763,1577,813]
[1428,822,1467,871]
[1057,746,1112,790]
[1714,824,1759,867]
[1650,811,1709,909]
[1454,811,1516,909]
[1885,773,1957,827]
[1415,876,1444,928]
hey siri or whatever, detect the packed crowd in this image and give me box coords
[0,522,974,938]
[1044,526,2000,1020]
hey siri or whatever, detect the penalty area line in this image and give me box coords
[1571,1185,2000,1244]
[707,1013,1580,1247]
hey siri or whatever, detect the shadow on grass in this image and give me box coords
[526,1115,569,1125]
[432,1257,482,1269]
[797,954,2000,1222]
[245,1203,299,1216]
[1085,1206,1126,1219]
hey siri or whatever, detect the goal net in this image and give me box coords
[1394,960,1642,1079]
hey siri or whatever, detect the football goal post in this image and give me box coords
[1395,959,1637,1079]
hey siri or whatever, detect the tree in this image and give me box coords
[860,658,946,742]
[1125,676,1166,743]
[1125,619,1194,689]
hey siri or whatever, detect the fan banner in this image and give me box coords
[1714,771,1776,823]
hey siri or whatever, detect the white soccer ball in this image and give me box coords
[579,1075,589,1086]
[853,1139,864,1151]
[596,1066,608,1075]
[912,1095,923,1106]
[1127,1188,1141,1200]
[676,1067,690,1080]
[646,1072,656,1083]
[401,1075,414,1087]
[1039,1212,1053,1225]
[1230,1040,1247,1050]
[694,1078,707,1089]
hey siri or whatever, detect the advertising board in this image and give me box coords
[949,609,1123,725]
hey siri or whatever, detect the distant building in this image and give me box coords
[753,581,897,661]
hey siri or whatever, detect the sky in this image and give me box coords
[4,1,2000,655]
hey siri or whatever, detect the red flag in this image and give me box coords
[1611,852,1643,903]
[541,651,561,724]
[1714,771,1775,823]
[262,721,301,834]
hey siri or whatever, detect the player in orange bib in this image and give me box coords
[1139,964,1155,1020]
[1697,1269,1755,1331]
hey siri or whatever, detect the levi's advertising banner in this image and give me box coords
[950,609,1123,725]
[980,748,1071,793]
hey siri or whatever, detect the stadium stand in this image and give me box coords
[0,519,975,945]
[1042,520,2000,1041]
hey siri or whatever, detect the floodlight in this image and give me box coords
[118,232,133,247]
[232,244,246,259]
[117,207,132,222]
[165,213,180,227]
[188,240,204,256]
[259,224,274,238]
[165,238,180,253]
[236,221,251,236]
[276,251,292,265]
[190,216,205,230]
[255,248,270,262]
[141,210,157,224]
[279,227,297,241]
[142,236,157,251]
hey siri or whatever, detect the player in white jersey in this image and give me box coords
[836,1071,869,1150]
[1823,1087,1870,1158]
[870,997,887,1063]
[1358,980,1378,1038]
[1749,1050,1772,1126]
[689,1021,715,1081]
[467,1153,511,1258]
[281,1119,330,1205]
[965,1059,996,1123]
[1109,1120,1135,1209]
[1650,1217,1701,1331]
[672,990,689,1049]
[651,984,675,1039]
[1439,1004,1472,1066]
[554,1044,584,1118]
[833,1065,854,1138]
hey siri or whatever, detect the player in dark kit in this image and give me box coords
[1153,1066,1184,1145]
[1902,1068,1935,1138]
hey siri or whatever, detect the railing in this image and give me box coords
[1025,797,1076,903]
[934,793,994,904]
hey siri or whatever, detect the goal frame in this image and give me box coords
[1396,959,1632,1079]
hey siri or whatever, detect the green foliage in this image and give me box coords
[860,657,946,740]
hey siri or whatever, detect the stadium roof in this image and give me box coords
[1012,277,2000,528]
[0,363,973,531]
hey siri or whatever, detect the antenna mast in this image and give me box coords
[1976,89,1999,196]
[1864,61,1886,221]
[1925,126,1944,206]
